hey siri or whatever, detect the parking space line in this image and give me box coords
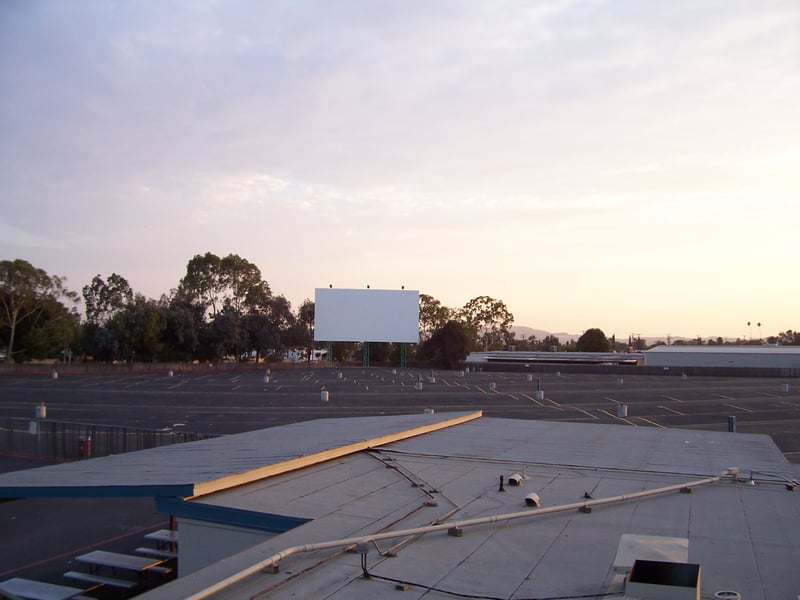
[635,417,666,428]
[725,403,753,413]
[714,393,735,401]
[521,393,554,408]
[658,405,685,416]
[598,408,636,425]
[568,406,599,420]
[475,385,500,394]
[660,395,683,403]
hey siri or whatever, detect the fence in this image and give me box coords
[0,417,217,461]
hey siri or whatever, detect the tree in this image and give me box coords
[179,252,268,319]
[247,294,294,362]
[83,273,133,325]
[81,273,135,361]
[575,328,610,352]
[162,289,207,361]
[210,307,248,361]
[457,296,514,351]
[778,330,800,345]
[419,294,451,342]
[295,299,315,361]
[17,292,79,362]
[178,252,225,317]
[108,294,167,362]
[220,254,267,315]
[0,259,78,361]
[539,334,561,351]
[176,253,273,362]
[420,320,473,368]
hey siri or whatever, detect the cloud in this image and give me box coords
[0,221,64,249]
[1,0,798,337]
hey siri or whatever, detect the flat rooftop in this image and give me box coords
[133,414,799,600]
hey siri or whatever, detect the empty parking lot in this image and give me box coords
[2,367,798,461]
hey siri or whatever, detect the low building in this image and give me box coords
[466,350,643,366]
[644,345,800,373]
[1,411,798,599]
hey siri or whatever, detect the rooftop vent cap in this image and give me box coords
[508,473,524,486]
[524,492,541,507]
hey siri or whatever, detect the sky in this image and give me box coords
[1,0,798,342]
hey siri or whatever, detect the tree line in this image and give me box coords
[0,255,516,366]
[2,256,797,367]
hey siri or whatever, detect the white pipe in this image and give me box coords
[185,469,735,600]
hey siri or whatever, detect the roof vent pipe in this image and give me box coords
[183,469,738,600]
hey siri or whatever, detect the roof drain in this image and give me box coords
[184,468,739,600]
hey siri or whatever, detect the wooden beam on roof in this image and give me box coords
[188,410,482,499]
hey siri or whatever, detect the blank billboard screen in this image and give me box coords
[314,288,419,343]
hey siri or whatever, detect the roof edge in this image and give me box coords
[0,483,195,499]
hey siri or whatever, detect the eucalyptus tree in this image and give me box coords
[179,252,268,318]
[83,273,133,325]
[246,294,295,362]
[177,253,274,361]
[0,259,79,362]
[109,293,167,362]
[81,273,134,361]
[419,294,451,342]
[457,295,514,351]
[178,252,225,317]
[164,288,206,361]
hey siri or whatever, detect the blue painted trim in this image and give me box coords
[156,496,311,533]
[0,483,195,499]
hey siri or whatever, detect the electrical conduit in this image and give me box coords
[185,468,738,600]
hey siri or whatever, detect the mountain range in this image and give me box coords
[510,326,675,346]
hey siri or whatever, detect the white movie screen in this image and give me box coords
[314,288,419,343]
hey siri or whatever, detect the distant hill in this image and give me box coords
[510,326,677,346]
[510,326,579,342]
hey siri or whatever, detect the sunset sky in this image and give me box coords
[1,1,798,341]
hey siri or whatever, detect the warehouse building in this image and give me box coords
[643,345,800,373]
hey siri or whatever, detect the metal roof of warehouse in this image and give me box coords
[647,345,800,354]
